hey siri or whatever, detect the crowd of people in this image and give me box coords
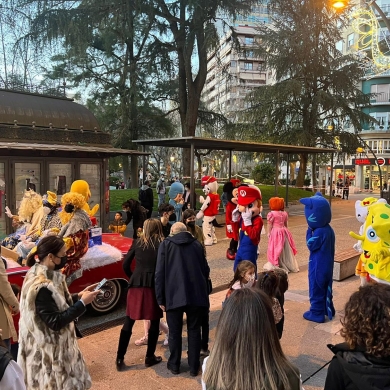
[4,175,390,390]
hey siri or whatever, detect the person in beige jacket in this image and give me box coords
[0,259,19,349]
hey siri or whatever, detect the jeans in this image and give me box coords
[158,194,166,208]
[166,305,207,373]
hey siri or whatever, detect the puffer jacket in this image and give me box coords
[324,343,390,390]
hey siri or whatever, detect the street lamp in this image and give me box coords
[331,0,390,32]
[331,0,347,9]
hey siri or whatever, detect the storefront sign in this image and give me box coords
[352,158,390,166]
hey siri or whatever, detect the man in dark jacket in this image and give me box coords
[155,222,210,377]
[139,180,154,219]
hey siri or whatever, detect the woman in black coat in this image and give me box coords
[122,199,147,239]
[115,219,164,370]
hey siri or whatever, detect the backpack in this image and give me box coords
[139,189,148,205]
[0,346,13,381]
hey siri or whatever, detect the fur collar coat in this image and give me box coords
[18,264,91,389]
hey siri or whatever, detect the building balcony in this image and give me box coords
[370,93,390,104]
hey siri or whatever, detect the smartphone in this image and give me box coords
[94,278,108,291]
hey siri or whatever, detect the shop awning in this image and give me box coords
[333,165,355,169]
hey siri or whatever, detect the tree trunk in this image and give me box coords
[296,153,308,189]
[311,157,317,193]
[289,161,296,182]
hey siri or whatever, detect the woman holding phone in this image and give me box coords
[18,235,100,389]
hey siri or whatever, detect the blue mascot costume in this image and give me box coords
[300,192,335,323]
[168,181,185,224]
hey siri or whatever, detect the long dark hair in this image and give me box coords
[26,236,65,267]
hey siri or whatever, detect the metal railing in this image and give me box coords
[0,80,66,98]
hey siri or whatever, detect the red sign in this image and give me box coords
[377,157,385,166]
[354,158,372,165]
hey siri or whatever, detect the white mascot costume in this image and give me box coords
[196,176,220,246]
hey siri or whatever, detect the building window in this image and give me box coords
[347,33,354,48]
[230,60,237,67]
[245,36,254,45]
[244,62,253,70]
[246,50,254,58]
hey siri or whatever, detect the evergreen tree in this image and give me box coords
[244,0,372,187]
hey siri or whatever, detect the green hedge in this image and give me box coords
[109,185,318,212]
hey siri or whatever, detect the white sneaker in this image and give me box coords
[163,334,169,346]
[134,336,148,346]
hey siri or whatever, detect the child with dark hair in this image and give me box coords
[325,283,390,390]
[256,271,283,328]
[158,203,175,238]
[273,268,289,339]
[225,260,256,301]
[108,212,127,236]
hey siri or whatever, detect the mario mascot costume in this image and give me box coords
[223,179,240,260]
[196,176,220,246]
[300,192,335,323]
[232,185,263,271]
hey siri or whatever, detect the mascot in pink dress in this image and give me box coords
[263,197,299,273]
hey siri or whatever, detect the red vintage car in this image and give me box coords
[5,233,133,314]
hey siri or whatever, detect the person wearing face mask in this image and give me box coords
[182,209,205,249]
[18,236,100,389]
[158,203,175,238]
[224,260,256,302]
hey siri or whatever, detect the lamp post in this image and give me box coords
[331,0,390,32]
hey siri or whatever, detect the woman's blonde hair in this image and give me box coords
[203,289,299,390]
[139,218,164,249]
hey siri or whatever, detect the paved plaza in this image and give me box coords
[80,196,364,389]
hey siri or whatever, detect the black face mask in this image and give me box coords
[54,256,68,271]
[169,213,176,222]
[187,221,196,228]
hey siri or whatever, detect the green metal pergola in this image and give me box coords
[133,137,337,208]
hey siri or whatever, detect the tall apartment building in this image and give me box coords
[203,25,272,122]
[203,3,272,123]
[341,0,390,191]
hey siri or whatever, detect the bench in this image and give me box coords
[333,248,360,281]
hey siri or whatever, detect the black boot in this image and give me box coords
[116,329,131,370]
[212,219,225,228]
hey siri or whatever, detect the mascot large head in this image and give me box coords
[201,176,218,196]
[168,181,184,203]
[300,192,331,229]
[269,197,285,211]
[350,202,390,284]
[236,185,262,216]
[70,180,99,217]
